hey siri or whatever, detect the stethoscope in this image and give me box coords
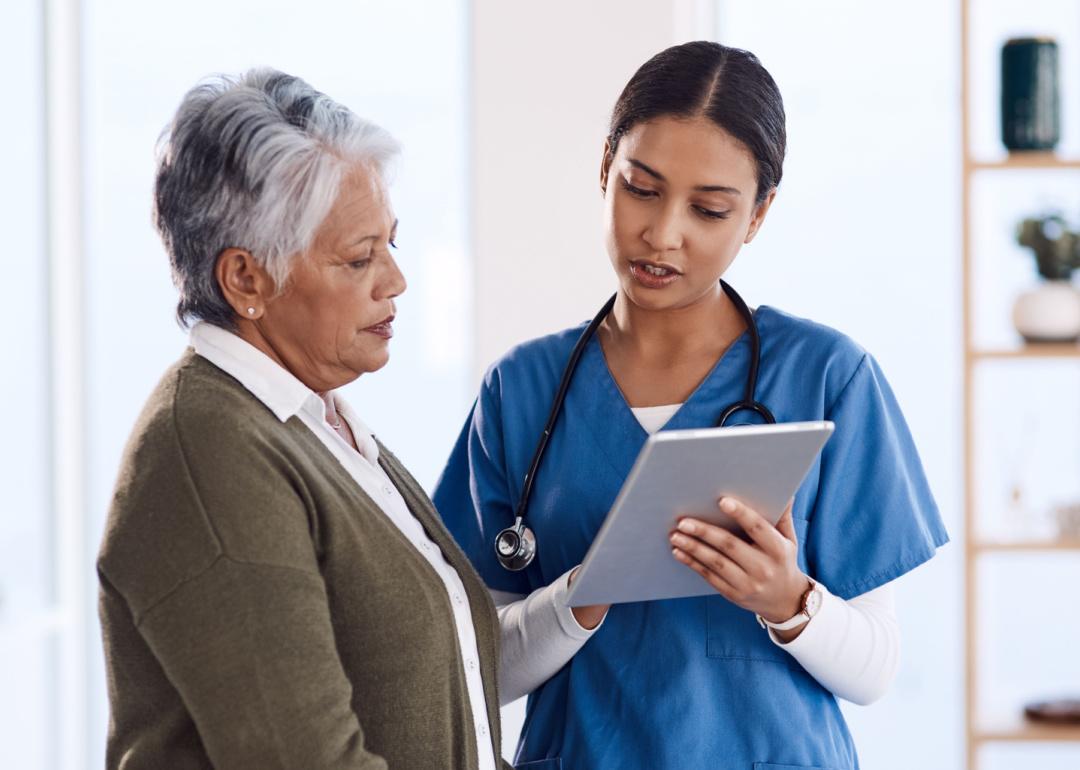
[494,279,776,571]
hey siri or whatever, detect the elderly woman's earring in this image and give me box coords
[246,307,256,316]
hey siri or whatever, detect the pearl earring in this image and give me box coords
[246,307,256,316]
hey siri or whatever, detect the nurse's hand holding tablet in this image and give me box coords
[672,498,812,642]
[435,40,949,770]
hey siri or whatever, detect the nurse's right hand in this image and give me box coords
[669,497,810,632]
[568,566,609,630]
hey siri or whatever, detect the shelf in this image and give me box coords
[976,719,1080,744]
[974,539,1080,553]
[968,153,1080,171]
[968,345,1080,360]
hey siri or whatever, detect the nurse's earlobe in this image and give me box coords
[600,139,613,196]
[744,189,778,244]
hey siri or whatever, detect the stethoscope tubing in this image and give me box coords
[498,279,773,571]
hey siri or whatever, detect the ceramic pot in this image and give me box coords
[1012,281,1080,343]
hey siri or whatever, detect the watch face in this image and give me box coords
[805,587,823,617]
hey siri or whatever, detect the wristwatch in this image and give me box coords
[756,579,823,631]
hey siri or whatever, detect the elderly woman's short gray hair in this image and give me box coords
[154,68,400,328]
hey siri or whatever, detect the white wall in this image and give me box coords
[470,0,682,382]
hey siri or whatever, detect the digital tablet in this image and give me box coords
[565,421,834,607]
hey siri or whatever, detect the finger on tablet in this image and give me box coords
[674,517,764,573]
[672,547,741,600]
[670,529,752,587]
[718,497,788,557]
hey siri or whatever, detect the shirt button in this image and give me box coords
[382,484,393,496]
[479,724,488,737]
[421,542,431,552]
[454,593,464,605]
[467,658,477,671]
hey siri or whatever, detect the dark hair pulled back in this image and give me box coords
[607,41,786,204]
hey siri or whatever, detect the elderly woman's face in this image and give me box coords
[261,164,405,391]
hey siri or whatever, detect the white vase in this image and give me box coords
[1012,280,1080,343]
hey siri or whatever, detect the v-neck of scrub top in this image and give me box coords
[576,309,757,475]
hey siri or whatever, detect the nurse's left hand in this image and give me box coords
[669,497,811,632]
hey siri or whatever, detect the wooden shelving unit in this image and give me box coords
[970,154,1080,171]
[976,720,1080,745]
[961,3,1080,768]
[969,345,1080,360]
[973,540,1080,553]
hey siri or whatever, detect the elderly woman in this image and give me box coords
[96,70,567,770]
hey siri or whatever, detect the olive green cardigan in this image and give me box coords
[97,351,509,769]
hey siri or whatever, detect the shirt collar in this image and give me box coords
[189,321,324,422]
[334,396,381,464]
[189,322,380,464]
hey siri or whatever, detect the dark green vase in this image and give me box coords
[1001,37,1060,151]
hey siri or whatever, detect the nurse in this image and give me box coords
[434,41,948,769]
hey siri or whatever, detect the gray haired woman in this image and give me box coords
[97,69,609,770]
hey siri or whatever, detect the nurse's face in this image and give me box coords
[600,115,775,312]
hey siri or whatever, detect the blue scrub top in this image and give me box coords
[434,305,948,770]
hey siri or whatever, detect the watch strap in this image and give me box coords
[756,610,809,631]
[755,579,820,631]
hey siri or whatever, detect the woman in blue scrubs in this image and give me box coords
[435,41,947,769]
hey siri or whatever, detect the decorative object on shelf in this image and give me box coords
[1012,214,1080,343]
[1024,699,1080,725]
[1002,424,1052,541]
[1001,37,1060,152]
[1055,502,1080,540]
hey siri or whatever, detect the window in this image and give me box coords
[0,2,55,768]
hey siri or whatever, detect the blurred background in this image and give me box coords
[2,0,1078,768]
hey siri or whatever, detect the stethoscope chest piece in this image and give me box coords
[494,517,537,572]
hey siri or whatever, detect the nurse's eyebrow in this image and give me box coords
[628,158,742,196]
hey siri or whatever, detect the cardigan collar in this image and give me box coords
[189,321,380,463]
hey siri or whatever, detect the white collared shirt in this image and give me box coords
[190,322,499,770]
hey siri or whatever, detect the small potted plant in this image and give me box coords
[1013,214,1080,343]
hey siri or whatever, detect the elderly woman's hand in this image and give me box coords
[669,497,812,640]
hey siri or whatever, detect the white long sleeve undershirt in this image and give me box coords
[492,574,899,706]
[767,581,899,705]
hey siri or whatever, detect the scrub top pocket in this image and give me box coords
[706,517,811,662]
[705,595,791,662]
